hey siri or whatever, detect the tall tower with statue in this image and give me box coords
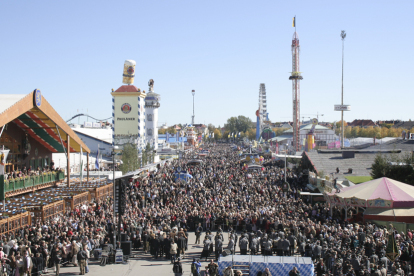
[111,60,147,152]
[144,79,160,162]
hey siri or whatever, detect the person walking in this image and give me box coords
[172,257,183,276]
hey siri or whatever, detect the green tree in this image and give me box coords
[167,126,177,135]
[213,129,222,140]
[371,154,388,179]
[208,124,216,133]
[371,153,414,185]
[119,143,139,174]
[225,115,252,133]
[158,128,166,134]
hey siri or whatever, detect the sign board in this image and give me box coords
[84,122,93,128]
[93,122,101,128]
[334,105,351,111]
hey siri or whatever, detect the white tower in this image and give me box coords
[144,79,160,154]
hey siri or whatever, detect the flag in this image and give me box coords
[292,17,295,27]
[95,147,100,170]
[0,149,10,175]
[228,134,230,138]
[212,132,215,138]
[385,227,400,262]
[166,132,169,142]
[238,132,241,137]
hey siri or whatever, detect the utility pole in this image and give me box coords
[191,90,195,125]
[341,30,346,148]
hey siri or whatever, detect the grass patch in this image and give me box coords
[345,176,373,184]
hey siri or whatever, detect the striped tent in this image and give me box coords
[328,177,414,208]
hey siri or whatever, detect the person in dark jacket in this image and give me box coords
[172,257,183,276]
[316,259,326,276]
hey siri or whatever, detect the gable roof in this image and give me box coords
[392,121,414,129]
[348,119,376,127]
[0,91,90,153]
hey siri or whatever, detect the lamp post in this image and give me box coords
[341,30,346,148]
[191,90,195,125]
[285,144,288,183]
[112,145,118,250]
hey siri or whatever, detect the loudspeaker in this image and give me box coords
[121,241,132,256]
[121,233,128,242]
[221,249,231,257]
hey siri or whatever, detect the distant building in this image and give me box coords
[348,119,376,128]
[271,124,337,149]
[392,121,414,130]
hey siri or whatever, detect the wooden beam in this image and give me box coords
[87,152,89,182]
[67,137,70,187]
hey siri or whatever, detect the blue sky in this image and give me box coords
[1,1,412,127]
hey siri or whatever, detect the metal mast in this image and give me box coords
[289,32,303,152]
[341,31,346,148]
[191,90,195,125]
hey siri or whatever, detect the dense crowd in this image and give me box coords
[0,144,412,276]
[117,144,413,276]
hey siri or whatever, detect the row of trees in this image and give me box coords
[119,143,155,174]
[371,153,414,185]
[335,126,414,138]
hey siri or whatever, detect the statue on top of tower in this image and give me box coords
[148,79,154,92]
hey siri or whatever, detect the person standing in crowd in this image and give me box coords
[206,259,218,276]
[195,223,203,245]
[52,245,62,276]
[239,235,248,255]
[201,236,211,262]
[170,240,178,264]
[172,257,183,276]
[191,259,201,276]
[289,267,300,276]
[77,246,88,275]
[223,265,234,276]
[263,267,272,276]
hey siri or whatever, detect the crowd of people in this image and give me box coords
[3,160,61,181]
[0,143,412,276]
[117,144,413,276]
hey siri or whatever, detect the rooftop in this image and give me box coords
[114,85,140,93]
[72,127,113,144]
[305,149,408,177]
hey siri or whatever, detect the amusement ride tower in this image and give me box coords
[289,18,303,152]
[256,83,268,140]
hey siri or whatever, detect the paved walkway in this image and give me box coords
[54,231,230,276]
